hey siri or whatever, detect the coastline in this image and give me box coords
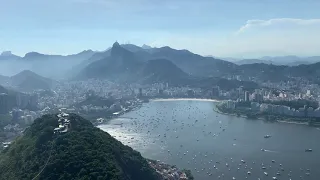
[151,98,221,102]
[276,120,308,125]
[214,105,312,126]
[102,99,312,127]
[96,98,219,124]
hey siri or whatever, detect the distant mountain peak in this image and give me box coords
[24,52,44,58]
[161,46,172,50]
[11,70,53,91]
[18,69,36,75]
[0,51,20,60]
[80,49,93,53]
[75,49,94,56]
[1,51,13,56]
[113,41,120,48]
[141,44,152,49]
[111,42,130,57]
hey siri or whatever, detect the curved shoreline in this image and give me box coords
[213,106,310,126]
[151,98,221,102]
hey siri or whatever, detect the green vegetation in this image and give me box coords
[263,99,319,110]
[0,114,161,180]
[182,169,194,180]
[217,103,320,124]
[217,104,259,119]
[75,95,115,108]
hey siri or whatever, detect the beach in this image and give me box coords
[151,98,221,102]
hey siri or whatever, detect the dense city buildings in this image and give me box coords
[1,77,320,149]
[0,93,9,114]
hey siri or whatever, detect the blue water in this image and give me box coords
[98,100,320,180]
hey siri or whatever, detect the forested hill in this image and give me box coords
[0,114,161,180]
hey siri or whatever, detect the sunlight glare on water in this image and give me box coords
[99,100,320,180]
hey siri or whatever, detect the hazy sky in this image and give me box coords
[1,0,320,58]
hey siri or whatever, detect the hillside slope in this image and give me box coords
[0,114,161,180]
[78,43,189,84]
[10,70,54,91]
[139,59,189,84]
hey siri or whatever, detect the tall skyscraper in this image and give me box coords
[212,86,220,97]
[16,93,29,109]
[26,94,39,111]
[139,88,143,97]
[245,91,250,102]
[0,93,9,114]
[237,87,245,100]
[253,93,263,103]
[306,90,311,96]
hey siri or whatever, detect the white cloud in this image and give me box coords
[227,18,320,57]
[237,18,320,34]
[147,18,320,58]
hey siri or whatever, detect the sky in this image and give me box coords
[1,0,320,58]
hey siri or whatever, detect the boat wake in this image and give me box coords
[264,149,278,153]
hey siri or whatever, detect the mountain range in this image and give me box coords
[2,43,320,87]
[0,114,162,180]
[75,42,259,90]
[0,50,96,79]
[76,42,237,79]
[225,56,320,66]
[77,42,190,84]
[0,43,235,79]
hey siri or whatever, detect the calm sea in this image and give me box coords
[98,100,320,180]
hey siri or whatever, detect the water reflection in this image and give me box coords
[98,100,319,180]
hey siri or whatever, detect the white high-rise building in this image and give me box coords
[306,90,311,96]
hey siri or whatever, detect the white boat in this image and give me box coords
[264,172,268,176]
[264,135,271,138]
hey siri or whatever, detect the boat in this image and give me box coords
[305,149,313,152]
[264,135,271,138]
[264,172,268,176]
